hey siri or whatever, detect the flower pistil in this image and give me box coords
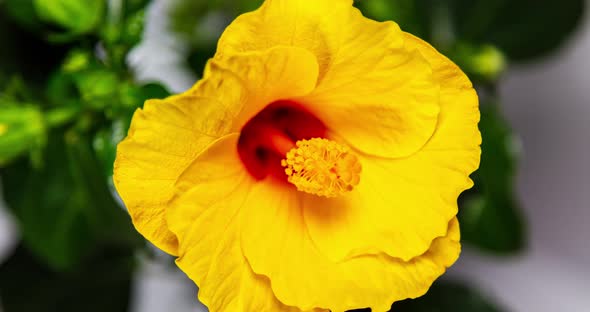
[282,138,362,198]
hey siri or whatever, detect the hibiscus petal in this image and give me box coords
[167,134,249,284]
[218,0,440,158]
[240,180,461,311]
[303,32,480,263]
[114,95,229,255]
[210,46,320,129]
[169,134,326,312]
[114,46,319,255]
[170,142,462,311]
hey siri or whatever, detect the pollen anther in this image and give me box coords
[281,138,361,198]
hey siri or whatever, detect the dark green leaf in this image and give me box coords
[0,243,135,312]
[187,46,216,76]
[93,118,131,178]
[45,71,79,107]
[450,0,585,61]
[0,10,70,88]
[121,10,146,47]
[391,281,505,312]
[356,0,585,62]
[348,281,505,312]
[101,9,145,54]
[95,81,169,176]
[2,0,44,30]
[123,0,151,18]
[1,131,141,270]
[118,82,171,109]
[138,83,171,101]
[458,104,526,253]
[354,0,432,39]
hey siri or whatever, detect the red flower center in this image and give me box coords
[238,100,327,180]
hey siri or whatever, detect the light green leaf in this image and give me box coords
[33,0,105,34]
[0,104,46,166]
[73,69,119,109]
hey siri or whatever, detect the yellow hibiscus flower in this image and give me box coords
[114,0,481,311]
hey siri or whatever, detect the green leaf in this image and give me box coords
[137,83,171,101]
[458,104,526,253]
[73,69,119,109]
[122,0,151,18]
[0,244,135,312]
[1,131,141,270]
[450,0,585,61]
[348,281,505,312]
[118,82,170,109]
[2,0,44,30]
[94,81,169,176]
[33,0,106,35]
[447,42,507,83]
[354,0,431,38]
[391,281,505,312]
[93,118,130,178]
[100,9,146,59]
[0,104,46,166]
[356,0,585,62]
[0,10,70,88]
[120,9,145,47]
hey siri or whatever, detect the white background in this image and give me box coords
[1,0,589,311]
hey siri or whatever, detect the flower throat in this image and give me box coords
[238,101,361,197]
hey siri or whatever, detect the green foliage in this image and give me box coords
[0,104,46,166]
[0,10,71,87]
[356,0,585,62]
[0,0,164,275]
[349,281,505,312]
[2,131,142,270]
[2,0,44,30]
[392,281,505,311]
[451,0,585,61]
[448,42,507,83]
[0,244,135,312]
[171,0,263,75]
[33,0,106,36]
[459,104,526,253]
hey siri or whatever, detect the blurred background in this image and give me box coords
[0,0,588,311]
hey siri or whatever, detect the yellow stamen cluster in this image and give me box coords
[281,138,361,198]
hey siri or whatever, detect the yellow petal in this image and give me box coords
[302,156,455,262]
[302,31,480,263]
[115,46,319,255]
[114,96,227,255]
[169,139,461,311]
[239,181,461,311]
[238,28,478,311]
[217,0,354,77]
[218,0,440,158]
[403,33,482,151]
[167,134,249,285]
[207,45,320,129]
[169,134,326,312]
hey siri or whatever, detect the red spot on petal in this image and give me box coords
[238,100,326,180]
